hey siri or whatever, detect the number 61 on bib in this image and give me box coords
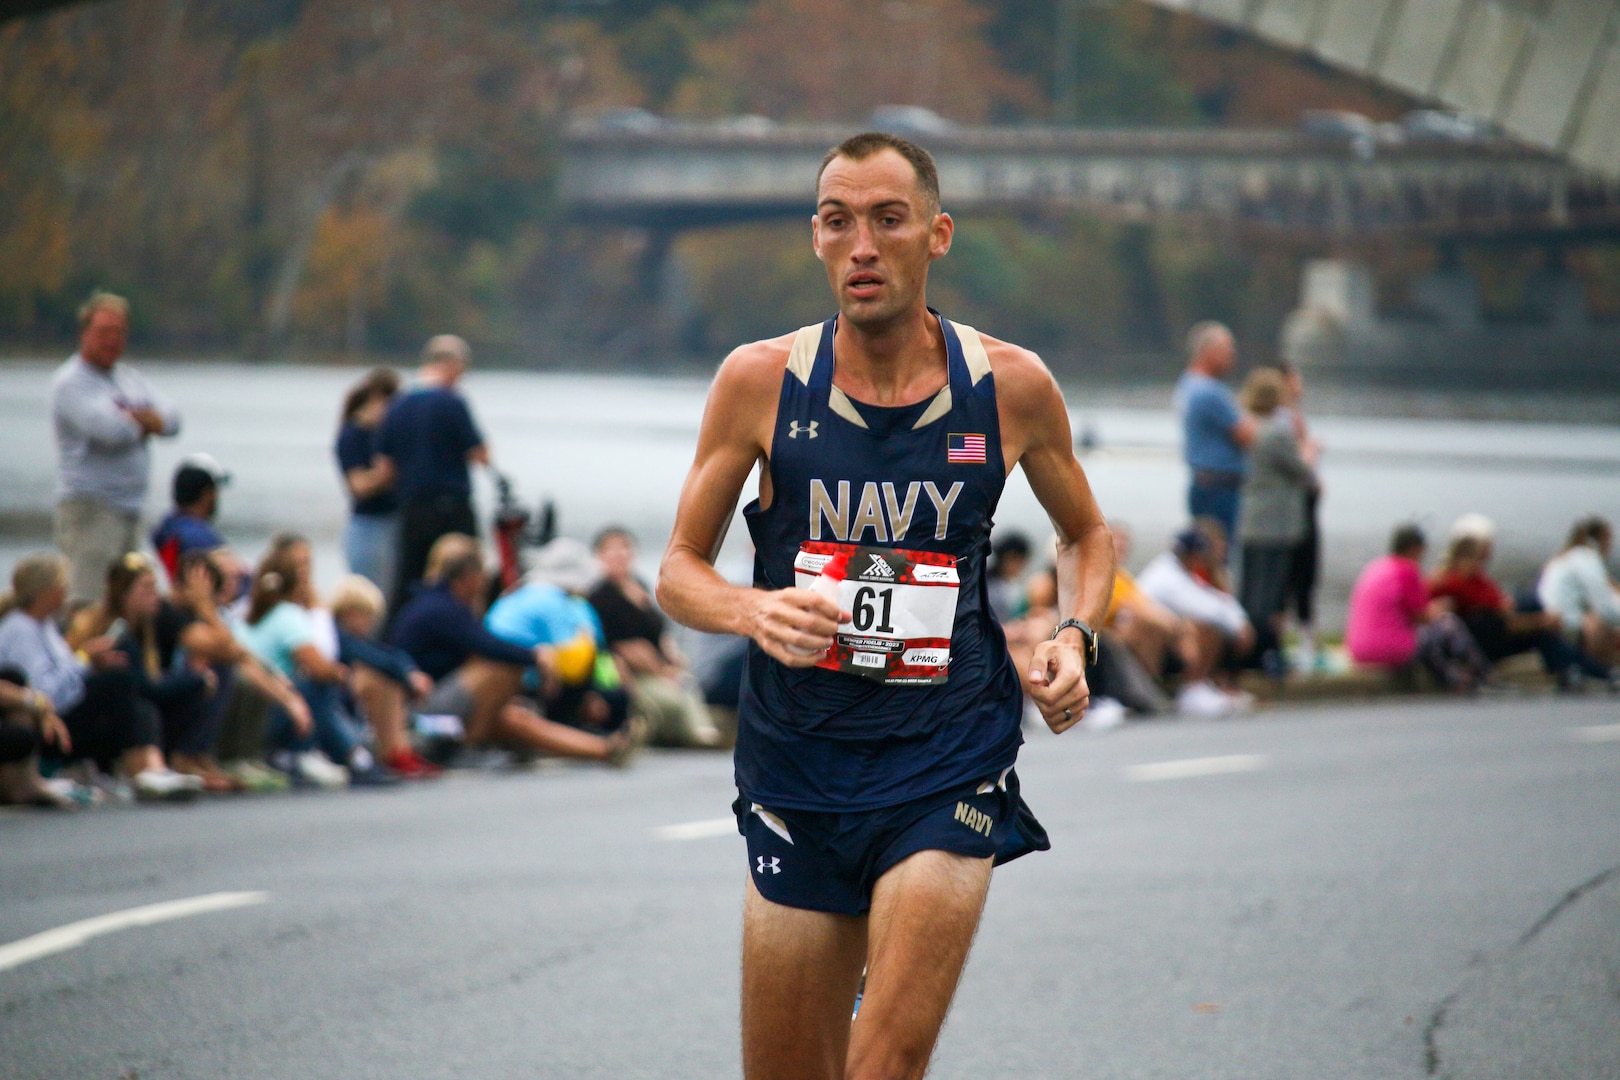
[794,541,959,685]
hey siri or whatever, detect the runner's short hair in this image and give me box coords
[818,132,940,211]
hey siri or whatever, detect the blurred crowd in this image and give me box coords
[994,321,1620,727]
[1,293,725,809]
[3,294,1616,808]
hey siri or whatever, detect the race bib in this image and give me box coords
[794,541,959,685]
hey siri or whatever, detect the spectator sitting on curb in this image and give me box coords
[66,553,228,792]
[985,531,1033,625]
[1135,523,1256,717]
[1537,516,1620,673]
[150,454,235,585]
[998,546,1155,727]
[487,538,633,740]
[170,551,303,793]
[262,533,399,787]
[586,527,720,748]
[388,533,632,766]
[1346,524,1487,692]
[1103,523,1196,687]
[328,574,441,778]
[51,291,181,606]
[234,547,357,789]
[1430,515,1615,691]
[0,552,201,801]
[0,667,77,807]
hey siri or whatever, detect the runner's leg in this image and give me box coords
[845,850,993,1080]
[741,875,867,1080]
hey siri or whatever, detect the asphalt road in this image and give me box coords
[2,696,1617,1080]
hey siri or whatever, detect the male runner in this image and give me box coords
[657,132,1114,1080]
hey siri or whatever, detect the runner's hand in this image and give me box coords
[1027,638,1089,734]
[749,587,847,668]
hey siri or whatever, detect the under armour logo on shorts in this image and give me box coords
[788,421,818,439]
[756,856,781,875]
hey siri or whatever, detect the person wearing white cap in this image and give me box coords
[50,291,182,604]
[1430,515,1608,689]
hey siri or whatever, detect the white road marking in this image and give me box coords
[0,891,269,974]
[1124,754,1268,782]
[654,817,736,841]
[1570,724,1620,743]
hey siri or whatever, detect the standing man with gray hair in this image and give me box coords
[374,334,491,615]
[1174,320,1255,548]
[51,291,181,605]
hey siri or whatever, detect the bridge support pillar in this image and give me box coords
[635,228,698,351]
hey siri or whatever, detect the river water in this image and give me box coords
[2,360,1616,632]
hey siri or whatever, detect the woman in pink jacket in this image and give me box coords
[1346,524,1486,691]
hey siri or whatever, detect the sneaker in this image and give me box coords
[293,751,349,790]
[132,768,205,803]
[1223,687,1257,714]
[42,777,100,808]
[605,726,640,769]
[384,749,443,779]
[347,761,401,788]
[171,754,243,794]
[1081,696,1128,732]
[222,759,291,793]
[1177,680,1236,718]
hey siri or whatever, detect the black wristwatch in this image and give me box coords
[1050,618,1099,666]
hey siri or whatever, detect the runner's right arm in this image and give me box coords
[657,340,846,667]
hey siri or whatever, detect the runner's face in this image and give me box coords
[813,150,952,331]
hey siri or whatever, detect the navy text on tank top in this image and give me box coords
[736,312,1025,812]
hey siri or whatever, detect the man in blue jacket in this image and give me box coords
[388,533,629,765]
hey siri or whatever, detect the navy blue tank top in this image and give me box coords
[736,313,1025,812]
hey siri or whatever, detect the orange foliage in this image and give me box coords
[698,0,1037,123]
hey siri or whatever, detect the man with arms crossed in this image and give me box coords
[657,132,1114,1080]
[52,291,181,605]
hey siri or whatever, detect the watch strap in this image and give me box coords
[1050,618,1098,664]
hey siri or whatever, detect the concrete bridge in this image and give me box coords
[1140,0,1620,178]
[560,119,1620,241]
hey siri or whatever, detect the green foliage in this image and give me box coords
[616,6,699,108]
[985,0,1199,125]
[12,0,1579,368]
[410,148,549,245]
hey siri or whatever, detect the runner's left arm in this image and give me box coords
[994,343,1114,733]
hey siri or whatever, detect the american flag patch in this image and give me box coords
[947,432,987,463]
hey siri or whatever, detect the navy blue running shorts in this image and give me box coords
[734,768,1050,915]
